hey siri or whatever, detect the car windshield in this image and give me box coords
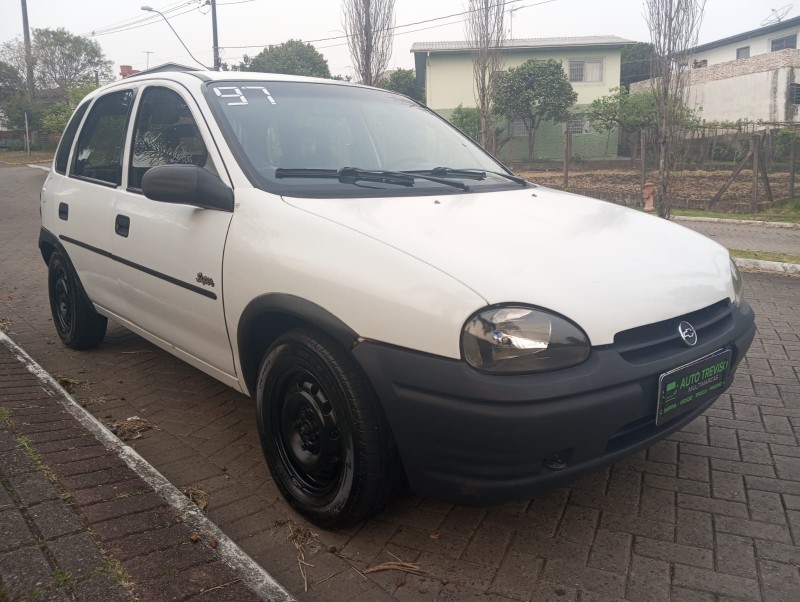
[205,80,519,198]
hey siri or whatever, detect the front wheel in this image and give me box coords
[256,328,400,528]
[47,252,107,349]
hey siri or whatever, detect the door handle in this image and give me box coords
[58,203,68,220]
[115,214,130,238]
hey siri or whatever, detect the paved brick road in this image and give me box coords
[2,164,800,600]
[674,218,800,256]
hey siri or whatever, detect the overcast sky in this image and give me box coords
[0,0,787,78]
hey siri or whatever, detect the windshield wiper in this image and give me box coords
[408,167,529,187]
[275,167,470,190]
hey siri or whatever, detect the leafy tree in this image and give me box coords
[492,59,577,159]
[40,83,99,134]
[449,104,481,141]
[0,60,23,104]
[378,68,424,102]
[585,87,656,138]
[620,42,654,89]
[241,40,332,78]
[1,28,111,99]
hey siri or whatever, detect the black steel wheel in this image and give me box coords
[47,252,107,349]
[256,328,399,528]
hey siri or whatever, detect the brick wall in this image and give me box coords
[631,48,800,93]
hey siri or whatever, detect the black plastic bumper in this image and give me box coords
[352,301,755,505]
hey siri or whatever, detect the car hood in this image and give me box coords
[281,186,733,345]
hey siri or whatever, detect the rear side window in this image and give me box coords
[129,86,214,191]
[55,102,89,175]
[72,90,133,186]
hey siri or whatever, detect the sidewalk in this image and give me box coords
[0,333,283,601]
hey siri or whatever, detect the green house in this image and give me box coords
[411,36,635,162]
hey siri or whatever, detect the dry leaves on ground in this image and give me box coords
[102,416,159,441]
[180,485,208,511]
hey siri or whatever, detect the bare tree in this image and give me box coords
[465,1,505,151]
[342,0,395,86]
[644,0,705,218]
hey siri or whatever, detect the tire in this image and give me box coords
[47,252,107,349]
[256,327,400,528]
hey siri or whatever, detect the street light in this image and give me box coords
[141,5,210,70]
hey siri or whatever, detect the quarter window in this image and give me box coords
[569,59,603,83]
[771,34,797,52]
[55,102,89,175]
[129,86,214,191]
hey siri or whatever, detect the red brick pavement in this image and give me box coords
[3,164,800,600]
[0,340,263,601]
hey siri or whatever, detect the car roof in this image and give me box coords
[85,69,362,102]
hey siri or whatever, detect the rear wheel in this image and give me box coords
[256,328,399,528]
[47,252,107,349]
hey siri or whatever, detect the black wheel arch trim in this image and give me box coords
[39,227,95,311]
[237,294,360,396]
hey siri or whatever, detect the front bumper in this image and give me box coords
[352,300,755,505]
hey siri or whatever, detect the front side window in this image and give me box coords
[569,59,603,83]
[771,34,797,52]
[55,102,89,174]
[129,86,214,191]
[205,81,516,198]
[72,90,133,186]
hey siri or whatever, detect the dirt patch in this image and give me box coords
[519,168,791,212]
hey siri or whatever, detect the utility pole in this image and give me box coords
[20,0,35,98]
[210,0,220,71]
[143,50,154,69]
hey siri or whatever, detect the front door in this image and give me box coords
[110,84,237,384]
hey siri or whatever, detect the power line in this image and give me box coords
[85,1,199,37]
[89,5,201,37]
[220,0,554,50]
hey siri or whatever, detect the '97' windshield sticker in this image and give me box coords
[213,86,277,106]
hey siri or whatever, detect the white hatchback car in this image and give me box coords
[40,68,755,528]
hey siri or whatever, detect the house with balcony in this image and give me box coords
[411,36,634,161]
[631,16,800,124]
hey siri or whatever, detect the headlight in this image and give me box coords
[462,306,590,374]
[730,258,743,307]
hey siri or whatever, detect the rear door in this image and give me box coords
[54,89,134,311]
[110,83,236,381]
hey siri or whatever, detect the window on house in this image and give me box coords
[569,59,603,83]
[566,117,590,135]
[790,83,800,105]
[509,120,527,137]
[771,34,797,52]
[736,46,750,59]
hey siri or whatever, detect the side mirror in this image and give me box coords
[141,165,234,212]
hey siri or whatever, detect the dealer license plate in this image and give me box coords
[656,349,732,426]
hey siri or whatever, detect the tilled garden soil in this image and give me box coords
[517,168,791,212]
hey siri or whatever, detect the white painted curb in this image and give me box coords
[732,257,800,275]
[27,164,50,172]
[672,216,799,229]
[0,330,295,602]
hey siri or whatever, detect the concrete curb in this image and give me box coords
[0,329,295,602]
[732,257,800,275]
[672,215,799,229]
